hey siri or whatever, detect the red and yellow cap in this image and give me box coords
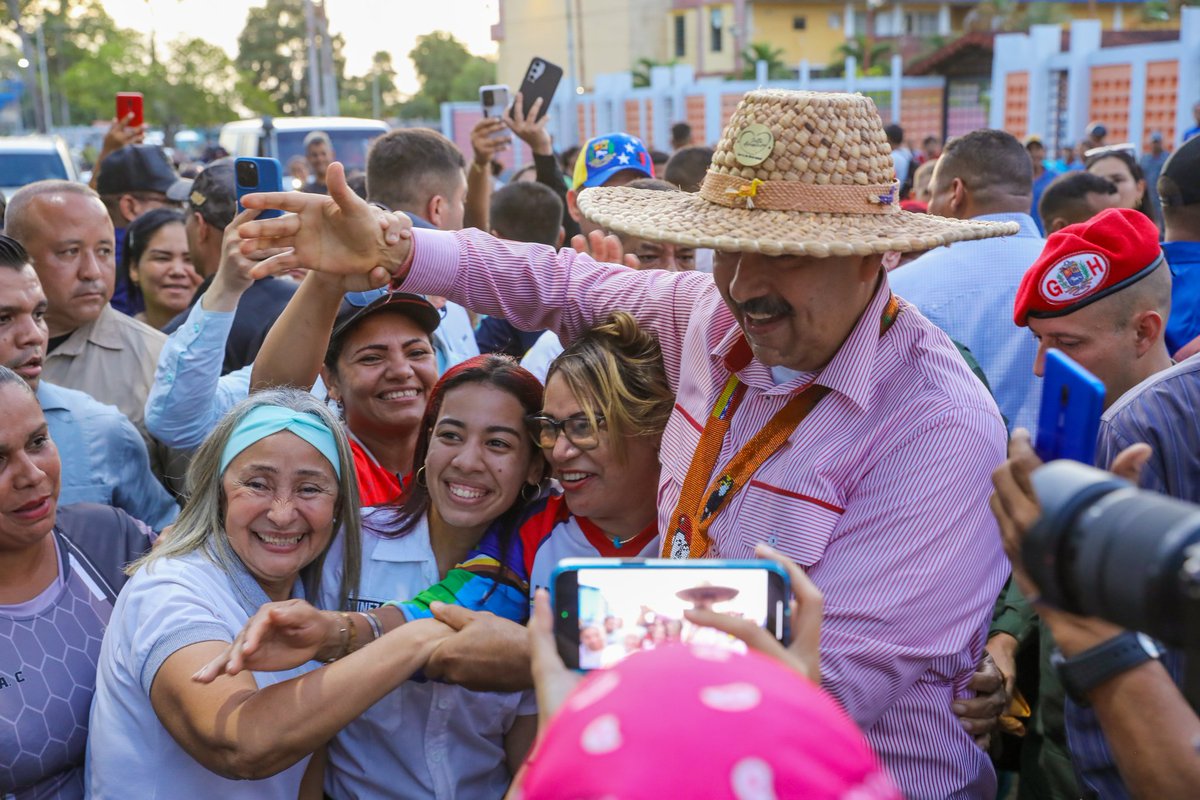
[1014,207,1163,327]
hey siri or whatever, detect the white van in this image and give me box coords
[218,116,389,174]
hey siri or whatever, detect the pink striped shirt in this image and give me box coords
[403,228,1010,799]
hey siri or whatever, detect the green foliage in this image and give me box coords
[631,57,678,88]
[400,31,495,119]
[236,0,347,116]
[738,42,790,80]
[340,50,401,119]
[826,35,893,77]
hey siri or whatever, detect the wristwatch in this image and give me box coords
[1055,631,1164,706]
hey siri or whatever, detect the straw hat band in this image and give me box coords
[700,171,899,214]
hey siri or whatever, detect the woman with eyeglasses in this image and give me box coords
[1086,146,1159,230]
[198,355,547,799]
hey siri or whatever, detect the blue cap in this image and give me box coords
[572,133,655,189]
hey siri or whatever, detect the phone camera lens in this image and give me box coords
[236,161,258,185]
[482,90,494,105]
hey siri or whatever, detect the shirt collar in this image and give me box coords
[363,509,434,564]
[1163,240,1200,260]
[711,274,893,411]
[35,380,69,411]
[212,542,306,616]
[51,306,126,356]
[973,211,1042,238]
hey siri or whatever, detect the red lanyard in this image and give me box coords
[663,295,900,559]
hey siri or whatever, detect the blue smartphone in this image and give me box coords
[1035,349,1105,463]
[551,558,791,671]
[234,157,284,219]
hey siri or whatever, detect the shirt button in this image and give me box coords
[767,534,779,546]
[192,323,200,333]
[438,698,451,710]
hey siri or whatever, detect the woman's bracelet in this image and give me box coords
[363,609,384,642]
[342,611,358,656]
[323,613,350,663]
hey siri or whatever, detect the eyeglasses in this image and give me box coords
[526,413,606,451]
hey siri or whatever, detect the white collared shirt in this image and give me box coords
[321,509,536,800]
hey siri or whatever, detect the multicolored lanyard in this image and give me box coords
[663,295,901,559]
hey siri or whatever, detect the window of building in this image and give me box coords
[793,15,806,30]
[873,12,897,37]
[853,11,868,35]
[828,12,841,31]
[674,14,686,58]
[710,7,723,53]
[905,11,939,36]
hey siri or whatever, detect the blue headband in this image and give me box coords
[219,405,342,478]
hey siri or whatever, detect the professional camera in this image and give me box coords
[1026,461,1200,651]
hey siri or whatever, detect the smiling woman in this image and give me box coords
[84,389,454,799]
[121,207,202,331]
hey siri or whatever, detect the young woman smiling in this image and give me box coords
[198,356,548,798]
[120,208,202,331]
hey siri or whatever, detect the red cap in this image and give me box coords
[1014,207,1163,327]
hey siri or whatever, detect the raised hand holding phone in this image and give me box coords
[235,157,285,219]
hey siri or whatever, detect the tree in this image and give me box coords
[236,0,347,116]
[738,43,790,80]
[400,31,495,119]
[340,50,400,120]
[827,35,893,77]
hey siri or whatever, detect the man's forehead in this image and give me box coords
[0,264,48,301]
[27,193,112,237]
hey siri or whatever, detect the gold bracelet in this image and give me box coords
[342,611,358,656]
[323,614,349,663]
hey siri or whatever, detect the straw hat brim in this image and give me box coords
[578,186,1020,257]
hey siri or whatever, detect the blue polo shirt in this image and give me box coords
[1163,241,1200,355]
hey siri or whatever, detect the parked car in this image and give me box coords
[0,135,80,199]
[218,116,388,175]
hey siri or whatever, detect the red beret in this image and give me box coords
[1014,207,1163,327]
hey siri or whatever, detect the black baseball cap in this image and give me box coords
[1158,134,1200,209]
[96,144,191,200]
[183,158,237,230]
[326,289,442,364]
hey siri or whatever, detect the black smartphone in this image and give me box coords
[234,157,284,219]
[511,57,563,122]
[551,558,791,671]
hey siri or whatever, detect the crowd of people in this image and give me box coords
[3,81,1200,800]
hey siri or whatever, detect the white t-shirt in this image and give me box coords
[520,331,564,384]
[320,509,536,800]
[86,549,318,800]
[433,300,481,372]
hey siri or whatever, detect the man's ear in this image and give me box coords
[117,194,140,225]
[426,195,445,228]
[556,227,565,248]
[950,177,967,214]
[1133,310,1166,358]
[566,189,583,223]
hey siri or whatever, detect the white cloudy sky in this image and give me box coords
[103,0,500,96]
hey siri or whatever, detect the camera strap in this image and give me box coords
[663,294,900,560]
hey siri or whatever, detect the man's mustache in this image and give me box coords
[737,296,793,317]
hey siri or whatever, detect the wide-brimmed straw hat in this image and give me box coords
[577,89,1018,256]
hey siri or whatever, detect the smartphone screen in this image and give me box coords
[553,561,788,670]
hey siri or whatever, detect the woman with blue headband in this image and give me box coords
[85,389,453,799]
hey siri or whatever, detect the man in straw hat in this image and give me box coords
[236,89,1018,798]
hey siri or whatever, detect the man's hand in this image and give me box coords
[237,161,404,284]
[684,543,823,683]
[953,651,1008,749]
[528,588,583,729]
[504,93,553,156]
[100,112,147,156]
[471,117,510,166]
[1173,332,1200,361]
[424,602,533,692]
[569,230,640,270]
[989,430,1147,659]
[191,599,340,682]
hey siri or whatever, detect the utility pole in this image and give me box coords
[317,1,338,115]
[35,20,52,129]
[6,0,46,132]
[304,0,323,115]
[563,0,578,144]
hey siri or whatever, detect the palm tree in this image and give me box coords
[738,42,790,80]
[829,35,893,76]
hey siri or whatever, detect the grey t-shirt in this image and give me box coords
[0,504,152,799]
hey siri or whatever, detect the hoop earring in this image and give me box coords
[415,466,427,487]
[520,482,539,503]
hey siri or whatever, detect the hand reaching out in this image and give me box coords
[504,93,553,156]
[569,230,640,270]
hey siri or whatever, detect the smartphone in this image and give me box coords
[116,92,143,127]
[1035,349,1105,463]
[511,57,563,122]
[234,157,285,219]
[480,84,510,119]
[551,558,791,671]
